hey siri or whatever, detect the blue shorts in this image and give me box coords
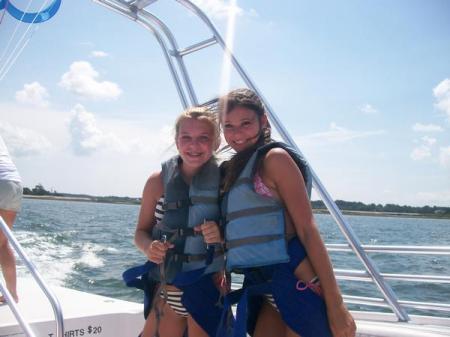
[0,180,23,212]
[219,238,332,337]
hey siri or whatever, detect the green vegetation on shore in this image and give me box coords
[24,184,450,218]
[23,184,140,205]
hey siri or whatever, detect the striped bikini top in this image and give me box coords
[155,196,164,223]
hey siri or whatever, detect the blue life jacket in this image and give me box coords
[150,155,224,282]
[223,142,311,272]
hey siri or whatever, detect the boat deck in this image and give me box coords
[0,278,144,337]
[2,278,450,336]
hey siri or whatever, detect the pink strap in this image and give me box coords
[296,279,323,297]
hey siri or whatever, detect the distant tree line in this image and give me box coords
[311,200,450,216]
[23,183,61,196]
[23,184,449,215]
[23,184,140,205]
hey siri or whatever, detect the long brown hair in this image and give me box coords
[219,88,272,192]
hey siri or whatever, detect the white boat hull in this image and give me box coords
[0,278,144,337]
[2,279,450,336]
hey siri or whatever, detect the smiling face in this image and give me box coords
[175,117,216,171]
[222,106,268,152]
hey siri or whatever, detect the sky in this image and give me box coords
[0,0,449,207]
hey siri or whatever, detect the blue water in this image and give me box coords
[12,199,450,316]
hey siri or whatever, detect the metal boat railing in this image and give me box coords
[93,0,450,323]
[329,244,450,314]
[0,216,64,337]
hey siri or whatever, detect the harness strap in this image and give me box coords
[218,282,272,337]
[226,205,280,222]
[154,223,200,241]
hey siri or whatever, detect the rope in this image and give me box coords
[0,0,50,82]
[0,0,10,26]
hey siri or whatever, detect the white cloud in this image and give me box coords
[360,104,378,115]
[59,61,122,101]
[192,0,244,18]
[410,145,431,161]
[91,50,108,58]
[439,146,450,168]
[412,123,443,132]
[68,104,126,155]
[410,136,437,161]
[433,78,450,120]
[15,82,49,107]
[421,136,436,146]
[299,122,385,144]
[0,122,51,157]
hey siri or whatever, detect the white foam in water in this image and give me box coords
[14,232,76,286]
[78,243,105,268]
[79,251,104,268]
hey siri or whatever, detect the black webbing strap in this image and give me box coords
[225,234,285,249]
[226,205,280,222]
[190,195,218,204]
[162,199,190,210]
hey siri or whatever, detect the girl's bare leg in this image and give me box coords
[0,210,18,303]
[141,297,187,337]
[253,301,287,337]
[187,315,209,337]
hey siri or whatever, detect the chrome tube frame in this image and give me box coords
[0,217,64,337]
[327,243,450,255]
[334,268,450,284]
[93,0,413,321]
[343,295,450,313]
[94,0,190,108]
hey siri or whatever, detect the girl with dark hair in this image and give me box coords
[218,88,356,337]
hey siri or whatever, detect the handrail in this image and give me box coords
[0,216,64,337]
[327,243,450,255]
[334,268,450,284]
[91,0,415,321]
[343,295,450,313]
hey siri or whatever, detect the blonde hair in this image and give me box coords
[174,106,220,148]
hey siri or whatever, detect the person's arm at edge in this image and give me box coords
[134,171,164,257]
[263,148,355,336]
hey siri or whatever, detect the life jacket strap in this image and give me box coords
[190,195,218,204]
[226,205,280,222]
[225,234,285,250]
[163,195,219,210]
[154,224,201,241]
[162,199,190,210]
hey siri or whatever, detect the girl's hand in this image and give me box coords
[146,240,174,264]
[327,301,356,337]
[194,221,222,244]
